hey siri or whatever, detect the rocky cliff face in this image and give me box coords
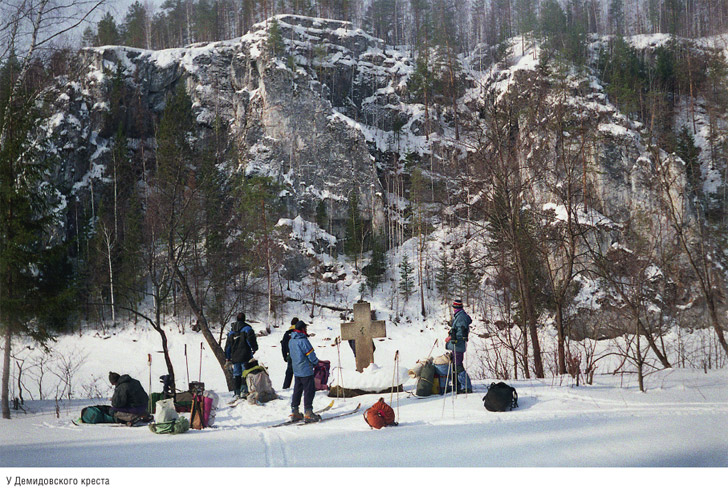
[43,19,725,287]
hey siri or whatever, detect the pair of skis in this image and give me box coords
[268,400,361,428]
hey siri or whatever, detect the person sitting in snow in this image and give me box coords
[288,320,322,423]
[446,299,472,391]
[280,317,298,390]
[108,372,151,424]
[224,312,259,401]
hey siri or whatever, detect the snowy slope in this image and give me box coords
[1,299,727,469]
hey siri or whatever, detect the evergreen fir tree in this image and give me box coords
[1,59,74,418]
[363,236,387,293]
[435,252,452,302]
[344,190,364,266]
[457,249,479,305]
[398,254,415,302]
[96,12,121,46]
[267,18,285,57]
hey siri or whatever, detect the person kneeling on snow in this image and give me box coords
[108,372,151,424]
[289,321,322,423]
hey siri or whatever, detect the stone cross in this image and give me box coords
[340,301,386,372]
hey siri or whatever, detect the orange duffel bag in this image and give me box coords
[363,397,397,429]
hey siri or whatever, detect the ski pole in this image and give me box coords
[147,354,152,395]
[184,344,190,386]
[390,350,399,406]
[335,337,343,400]
[442,357,452,417]
[427,338,438,359]
[199,342,203,382]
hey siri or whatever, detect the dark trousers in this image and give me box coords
[283,359,294,389]
[291,375,315,412]
[453,351,465,370]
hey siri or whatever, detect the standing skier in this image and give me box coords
[224,312,259,401]
[446,299,472,392]
[288,321,322,423]
[280,317,298,389]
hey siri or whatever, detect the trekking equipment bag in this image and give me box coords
[80,405,115,424]
[433,363,452,395]
[415,360,435,397]
[364,397,396,429]
[482,382,518,412]
[246,369,277,404]
[149,416,190,435]
[154,398,178,424]
[314,360,331,391]
[190,394,213,429]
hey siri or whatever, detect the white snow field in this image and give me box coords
[1,313,727,469]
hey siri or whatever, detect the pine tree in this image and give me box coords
[363,236,387,294]
[398,254,415,302]
[267,18,285,58]
[344,190,364,267]
[96,12,121,46]
[435,252,452,303]
[676,126,702,195]
[122,1,149,49]
[457,249,479,305]
[1,59,74,418]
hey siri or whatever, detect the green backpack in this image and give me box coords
[148,417,190,435]
[80,405,116,424]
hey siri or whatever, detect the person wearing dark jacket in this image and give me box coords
[445,299,473,392]
[280,317,298,389]
[224,312,259,400]
[109,372,150,424]
[288,321,321,423]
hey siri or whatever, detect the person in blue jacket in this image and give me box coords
[446,299,472,392]
[288,320,321,422]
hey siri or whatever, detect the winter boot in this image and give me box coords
[290,408,304,422]
[233,376,243,398]
[304,409,322,423]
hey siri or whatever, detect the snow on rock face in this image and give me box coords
[46,16,394,242]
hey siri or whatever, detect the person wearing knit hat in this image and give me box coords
[108,371,151,425]
[280,317,299,389]
[288,320,322,423]
[446,299,472,392]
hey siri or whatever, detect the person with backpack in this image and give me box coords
[280,317,298,389]
[288,320,322,423]
[446,299,473,392]
[224,312,259,401]
[108,372,151,424]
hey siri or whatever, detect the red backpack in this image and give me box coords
[364,398,396,429]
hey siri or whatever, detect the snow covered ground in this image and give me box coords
[1,291,726,496]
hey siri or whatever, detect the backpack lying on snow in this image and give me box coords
[415,359,436,397]
[244,365,278,405]
[149,417,190,435]
[364,398,397,429]
[80,405,116,424]
[483,382,518,412]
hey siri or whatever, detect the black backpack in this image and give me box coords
[482,382,518,412]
